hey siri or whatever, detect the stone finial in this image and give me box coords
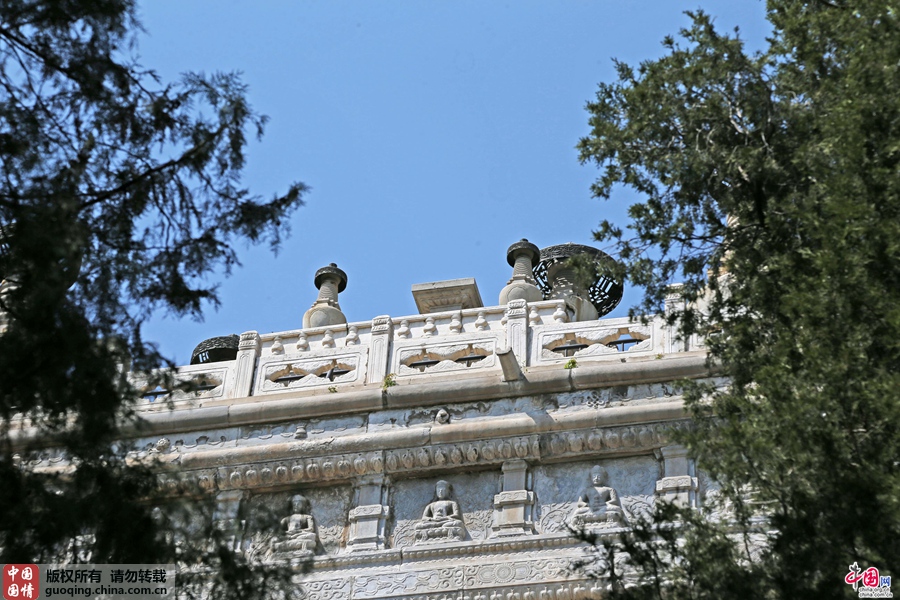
[499,239,543,305]
[302,263,348,328]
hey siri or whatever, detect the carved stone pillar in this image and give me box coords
[491,459,535,537]
[213,490,245,552]
[367,316,393,385]
[347,475,390,552]
[232,331,260,399]
[664,284,689,353]
[504,299,528,368]
[655,445,698,508]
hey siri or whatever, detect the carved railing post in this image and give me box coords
[367,316,393,385]
[232,331,260,399]
[504,299,528,369]
[491,459,534,537]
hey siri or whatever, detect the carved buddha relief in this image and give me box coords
[414,480,465,544]
[568,465,627,529]
[271,494,319,555]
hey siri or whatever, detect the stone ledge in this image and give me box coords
[9,353,711,450]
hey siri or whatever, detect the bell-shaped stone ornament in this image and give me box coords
[499,239,543,305]
[302,263,348,328]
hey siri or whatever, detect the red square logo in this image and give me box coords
[3,564,39,600]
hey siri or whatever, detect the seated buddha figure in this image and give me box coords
[568,465,627,528]
[414,480,464,543]
[272,494,318,554]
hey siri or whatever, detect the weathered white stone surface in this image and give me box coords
[14,290,716,598]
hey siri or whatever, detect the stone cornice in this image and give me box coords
[9,353,710,451]
[141,353,709,438]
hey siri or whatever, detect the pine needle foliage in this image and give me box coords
[578,1,900,598]
[0,2,305,597]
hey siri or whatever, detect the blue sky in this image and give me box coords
[137,1,771,364]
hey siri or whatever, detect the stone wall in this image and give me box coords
[13,300,714,599]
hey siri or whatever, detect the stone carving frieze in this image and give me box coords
[301,578,353,600]
[135,365,230,405]
[352,566,464,599]
[270,493,319,556]
[536,503,570,535]
[621,494,655,522]
[413,480,465,544]
[464,509,494,542]
[214,451,384,491]
[303,578,606,600]
[156,468,218,496]
[391,518,418,549]
[385,436,540,475]
[542,421,687,459]
[462,557,570,588]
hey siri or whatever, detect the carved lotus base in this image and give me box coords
[568,509,626,530]
[413,524,464,544]
[271,532,318,554]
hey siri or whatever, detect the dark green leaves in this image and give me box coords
[580,1,900,597]
[0,2,305,593]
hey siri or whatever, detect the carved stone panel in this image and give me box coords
[384,436,539,476]
[300,577,353,600]
[352,566,464,599]
[395,339,497,378]
[304,485,354,555]
[390,472,498,548]
[244,486,353,557]
[533,456,660,534]
[256,349,368,394]
[533,322,655,365]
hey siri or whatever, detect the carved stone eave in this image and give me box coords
[170,399,686,467]
[149,419,689,496]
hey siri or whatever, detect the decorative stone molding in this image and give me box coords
[656,476,699,507]
[346,556,583,599]
[384,436,540,476]
[412,278,484,314]
[368,316,393,385]
[542,421,685,460]
[233,330,261,399]
[655,445,698,508]
[214,451,384,491]
[156,468,218,495]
